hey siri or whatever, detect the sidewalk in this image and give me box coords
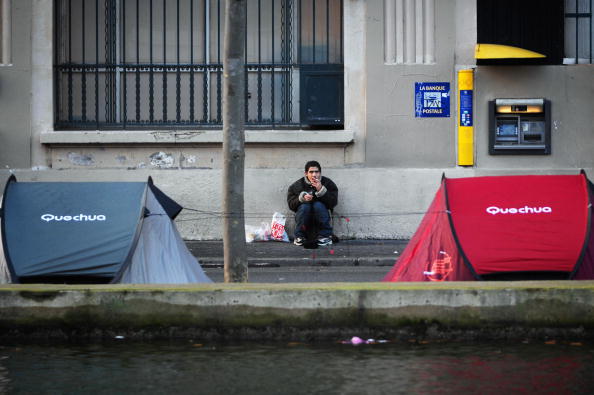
[186,239,409,268]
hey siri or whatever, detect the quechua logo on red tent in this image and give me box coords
[485,205,552,215]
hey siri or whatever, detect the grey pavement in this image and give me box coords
[203,266,391,283]
[188,239,409,283]
[186,239,408,268]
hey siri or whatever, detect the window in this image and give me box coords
[565,0,593,63]
[477,0,564,65]
[54,0,343,130]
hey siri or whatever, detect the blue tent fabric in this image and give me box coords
[0,177,211,284]
[118,186,212,284]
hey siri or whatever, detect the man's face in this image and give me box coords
[305,166,321,183]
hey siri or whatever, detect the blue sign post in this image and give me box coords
[459,89,473,126]
[415,82,451,118]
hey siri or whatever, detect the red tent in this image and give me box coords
[383,173,594,281]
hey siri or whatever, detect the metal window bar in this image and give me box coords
[122,0,127,126]
[565,0,593,63]
[95,0,99,127]
[162,0,167,123]
[312,0,315,63]
[244,2,248,124]
[54,0,344,130]
[203,0,208,123]
[216,0,221,123]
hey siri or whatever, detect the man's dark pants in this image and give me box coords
[294,201,332,239]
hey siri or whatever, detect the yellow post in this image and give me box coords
[457,69,474,166]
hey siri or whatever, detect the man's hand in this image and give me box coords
[311,177,322,191]
[303,192,314,201]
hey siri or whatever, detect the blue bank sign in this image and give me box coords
[414,82,450,118]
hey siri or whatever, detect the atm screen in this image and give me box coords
[497,123,518,136]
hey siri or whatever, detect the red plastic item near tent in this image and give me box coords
[383,173,594,281]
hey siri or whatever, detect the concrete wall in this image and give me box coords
[1,167,435,240]
[365,0,458,168]
[1,1,594,240]
[365,0,594,171]
[475,66,594,169]
[3,166,590,240]
[0,0,32,170]
[2,282,594,340]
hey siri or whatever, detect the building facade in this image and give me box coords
[1,0,593,239]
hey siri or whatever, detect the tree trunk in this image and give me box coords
[222,0,248,282]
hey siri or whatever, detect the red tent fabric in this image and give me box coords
[383,174,594,282]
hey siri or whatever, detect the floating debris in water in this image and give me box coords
[342,336,389,345]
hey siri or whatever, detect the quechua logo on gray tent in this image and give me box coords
[40,214,107,222]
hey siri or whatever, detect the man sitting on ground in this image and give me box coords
[287,160,338,246]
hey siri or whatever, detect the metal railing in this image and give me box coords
[565,0,593,63]
[54,0,343,130]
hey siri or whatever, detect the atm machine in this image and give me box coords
[489,98,551,155]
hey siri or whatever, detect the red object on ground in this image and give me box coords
[383,174,594,281]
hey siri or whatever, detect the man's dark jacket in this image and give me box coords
[287,176,338,212]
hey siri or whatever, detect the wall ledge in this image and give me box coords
[1,282,594,341]
[40,130,355,145]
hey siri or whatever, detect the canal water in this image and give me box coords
[1,340,593,394]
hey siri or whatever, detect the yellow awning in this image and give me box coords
[475,44,546,59]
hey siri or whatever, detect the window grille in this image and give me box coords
[54,0,343,130]
[565,0,593,64]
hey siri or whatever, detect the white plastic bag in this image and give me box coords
[245,212,289,243]
[245,222,272,242]
[270,212,289,242]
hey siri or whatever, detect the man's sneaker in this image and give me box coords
[317,237,332,246]
[294,237,305,246]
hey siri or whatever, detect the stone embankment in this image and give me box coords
[1,281,594,341]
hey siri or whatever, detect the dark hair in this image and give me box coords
[304,160,321,172]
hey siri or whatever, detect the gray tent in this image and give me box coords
[0,176,211,284]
